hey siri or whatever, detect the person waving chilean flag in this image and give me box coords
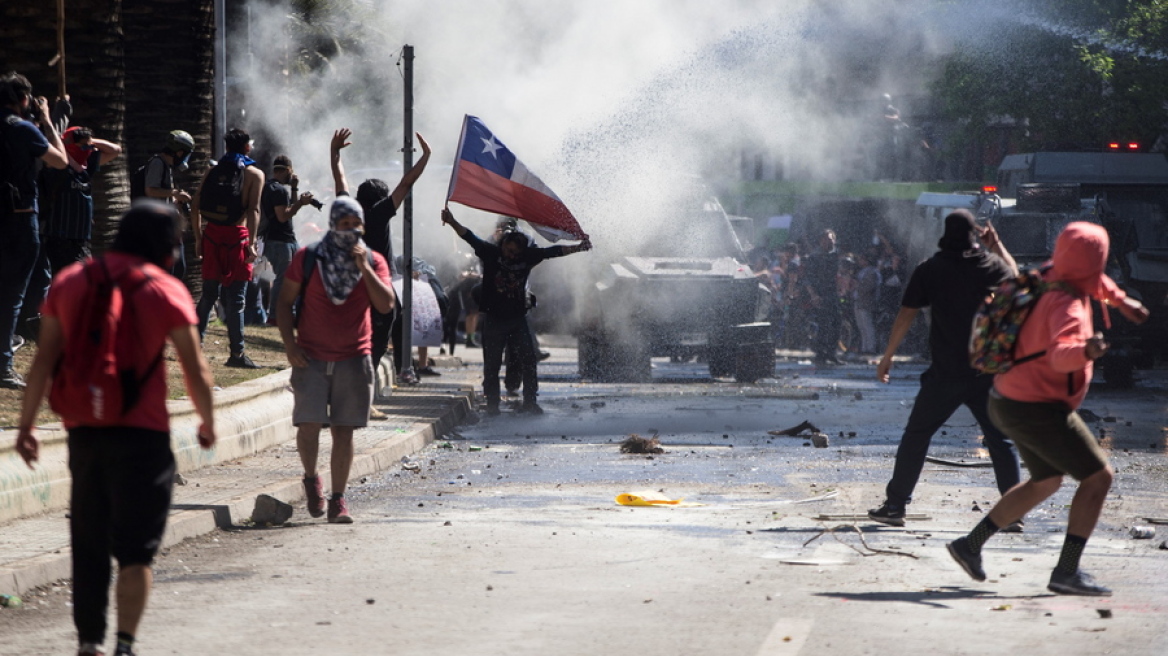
[446,115,588,242]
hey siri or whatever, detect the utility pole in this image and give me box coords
[399,44,416,382]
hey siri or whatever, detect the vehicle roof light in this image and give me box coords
[982,185,998,194]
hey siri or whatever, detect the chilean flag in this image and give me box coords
[446,115,588,242]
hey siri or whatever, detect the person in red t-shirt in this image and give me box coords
[276,196,394,524]
[14,201,217,656]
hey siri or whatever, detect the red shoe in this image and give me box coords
[328,496,354,524]
[303,475,325,518]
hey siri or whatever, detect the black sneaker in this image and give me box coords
[504,388,520,398]
[867,502,906,527]
[225,353,260,369]
[0,369,26,390]
[516,401,544,415]
[484,404,501,417]
[538,350,551,362]
[417,366,442,377]
[465,335,481,348]
[1048,568,1112,596]
[946,537,986,582]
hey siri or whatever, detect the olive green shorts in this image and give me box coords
[988,393,1109,482]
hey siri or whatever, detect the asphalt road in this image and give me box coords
[3,349,1166,655]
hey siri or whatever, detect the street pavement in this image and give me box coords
[1,340,1166,655]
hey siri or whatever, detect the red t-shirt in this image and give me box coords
[286,247,391,361]
[43,253,198,432]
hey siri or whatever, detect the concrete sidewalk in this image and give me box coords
[0,369,479,597]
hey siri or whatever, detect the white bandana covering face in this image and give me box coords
[315,197,367,304]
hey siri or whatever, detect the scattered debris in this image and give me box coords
[620,434,664,454]
[401,457,421,471]
[615,490,701,507]
[991,604,1012,611]
[1096,609,1112,619]
[250,494,294,526]
[1130,526,1156,539]
[366,598,376,605]
[174,473,188,486]
[1141,517,1168,525]
[590,401,606,409]
[815,513,930,522]
[0,594,23,609]
[853,392,863,400]
[925,456,993,468]
[810,433,829,448]
[802,523,919,559]
[1078,409,1101,422]
[768,420,822,436]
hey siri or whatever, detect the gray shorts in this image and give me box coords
[290,354,374,427]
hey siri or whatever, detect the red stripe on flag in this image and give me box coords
[448,162,587,239]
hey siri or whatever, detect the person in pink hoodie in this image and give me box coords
[946,222,1149,596]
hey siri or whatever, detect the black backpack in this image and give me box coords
[129,155,160,202]
[198,159,245,225]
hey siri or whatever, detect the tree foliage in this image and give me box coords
[932,1,1168,154]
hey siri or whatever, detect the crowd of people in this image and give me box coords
[747,228,911,363]
[6,67,1153,656]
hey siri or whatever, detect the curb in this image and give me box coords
[0,383,474,597]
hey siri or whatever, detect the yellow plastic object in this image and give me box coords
[615,490,702,507]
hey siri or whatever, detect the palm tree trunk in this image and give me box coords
[124,0,215,292]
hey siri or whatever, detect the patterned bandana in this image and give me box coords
[314,197,367,304]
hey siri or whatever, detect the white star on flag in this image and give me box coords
[480,135,502,158]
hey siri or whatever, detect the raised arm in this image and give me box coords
[441,207,468,237]
[34,96,68,170]
[331,128,352,195]
[390,132,432,209]
[980,221,1017,276]
[91,137,122,166]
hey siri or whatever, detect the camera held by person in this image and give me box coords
[290,176,323,210]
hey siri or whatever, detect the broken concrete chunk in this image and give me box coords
[251,494,294,525]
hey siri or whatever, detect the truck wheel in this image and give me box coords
[735,342,775,383]
[578,330,649,382]
[707,345,734,378]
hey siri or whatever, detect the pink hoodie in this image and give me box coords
[994,222,1126,410]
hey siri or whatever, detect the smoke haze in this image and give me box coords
[233,0,978,309]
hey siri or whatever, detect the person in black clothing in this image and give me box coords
[802,229,842,364]
[867,210,1023,527]
[0,72,68,389]
[441,207,590,415]
[329,128,431,385]
[261,155,315,323]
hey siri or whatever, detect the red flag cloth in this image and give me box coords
[446,115,587,242]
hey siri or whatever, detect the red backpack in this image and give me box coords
[49,258,163,425]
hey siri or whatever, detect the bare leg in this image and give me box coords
[417,347,429,368]
[987,476,1063,527]
[465,312,478,336]
[329,426,355,495]
[296,423,323,477]
[115,564,152,638]
[1066,466,1113,537]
